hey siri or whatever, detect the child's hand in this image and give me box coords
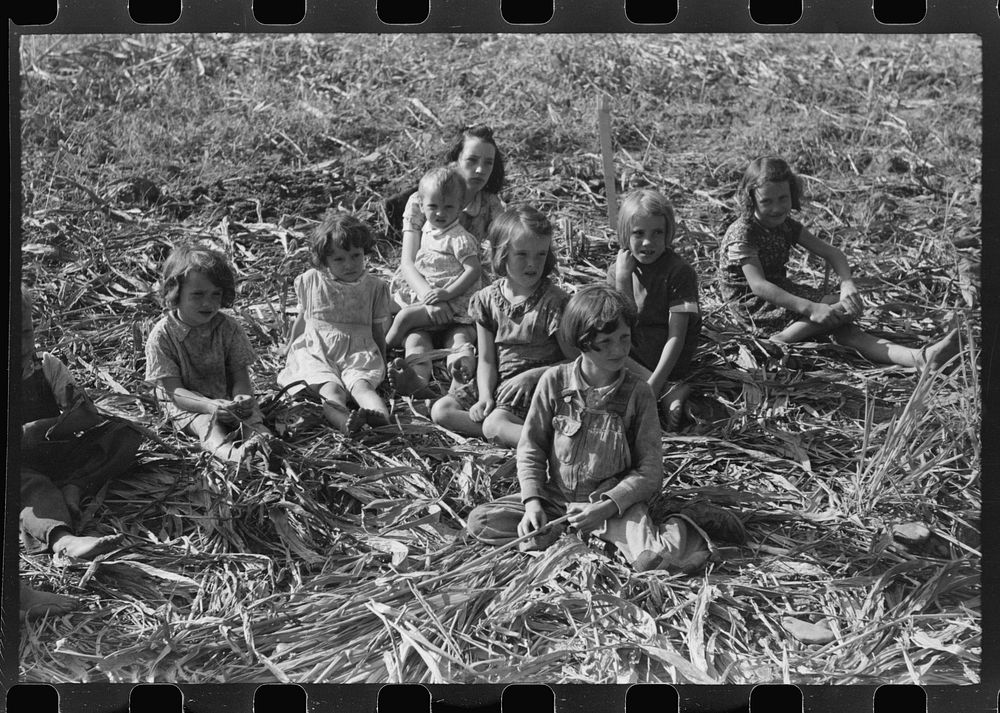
[567,499,617,534]
[230,394,256,418]
[807,302,849,328]
[212,399,242,424]
[616,248,638,275]
[421,288,450,305]
[518,499,548,537]
[495,372,538,408]
[469,398,495,422]
[425,303,454,325]
[838,280,864,317]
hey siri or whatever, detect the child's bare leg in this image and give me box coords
[386,305,434,348]
[316,380,361,433]
[201,422,245,462]
[445,327,477,388]
[481,410,525,448]
[349,379,390,427]
[20,582,78,619]
[388,331,434,396]
[431,395,484,437]
[833,324,960,369]
[49,525,123,559]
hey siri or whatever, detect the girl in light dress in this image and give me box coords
[279,213,392,435]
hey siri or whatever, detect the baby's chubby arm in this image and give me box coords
[435,255,482,302]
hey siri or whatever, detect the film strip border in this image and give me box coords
[7,1,998,712]
[0,680,973,711]
[7,0,1000,32]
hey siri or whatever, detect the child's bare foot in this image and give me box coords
[51,529,124,560]
[341,409,367,435]
[388,357,431,397]
[20,582,78,619]
[360,409,390,428]
[919,328,961,370]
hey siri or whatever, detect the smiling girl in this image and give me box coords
[608,189,701,428]
[720,156,959,368]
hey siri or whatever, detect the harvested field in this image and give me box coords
[15,34,980,685]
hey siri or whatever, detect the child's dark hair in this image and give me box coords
[489,206,557,280]
[160,244,237,309]
[418,166,467,207]
[444,123,506,195]
[561,284,636,353]
[616,189,677,250]
[738,156,803,219]
[309,212,375,268]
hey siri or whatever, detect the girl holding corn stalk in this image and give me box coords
[720,156,960,368]
[145,244,273,462]
[467,285,744,572]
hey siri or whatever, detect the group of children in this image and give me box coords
[20,126,964,608]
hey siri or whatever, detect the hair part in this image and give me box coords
[444,123,506,195]
[561,284,636,353]
[418,166,467,207]
[309,211,375,268]
[160,243,238,308]
[616,188,677,250]
[489,205,558,279]
[738,156,803,219]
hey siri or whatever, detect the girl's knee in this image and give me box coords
[430,395,458,424]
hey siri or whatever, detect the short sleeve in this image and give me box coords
[370,276,392,324]
[401,192,425,234]
[785,217,805,246]
[223,317,258,373]
[723,219,759,264]
[450,231,480,264]
[469,286,498,333]
[145,320,182,383]
[666,261,700,314]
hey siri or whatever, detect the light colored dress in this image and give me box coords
[389,219,481,323]
[278,269,391,393]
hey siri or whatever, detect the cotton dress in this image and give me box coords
[278,269,391,393]
[389,220,481,323]
[719,215,825,335]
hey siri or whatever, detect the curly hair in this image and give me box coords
[737,156,803,219]
[309,212,375,268]
[616,189,677,250]
[489,205,557,280]
[418,166,467,207]
[160,243,237,309]
[444,123,506,195]
[560,284,636,353]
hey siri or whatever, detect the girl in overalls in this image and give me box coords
[466,284,734,573]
